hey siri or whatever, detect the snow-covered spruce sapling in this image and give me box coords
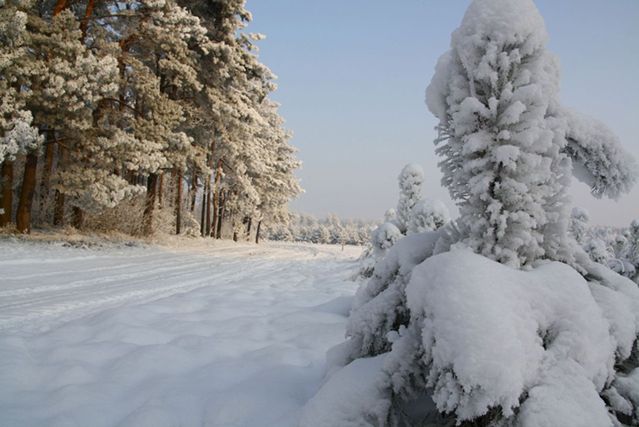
[407,198,450,235]
[395,163,424,235]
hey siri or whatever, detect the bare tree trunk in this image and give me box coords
[0,161,13,227]
[16,153,38,234]
[143,173,158,235]
[72,206,84,229]
[255,220,262,244]
[175,169,182,235]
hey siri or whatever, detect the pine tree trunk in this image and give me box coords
[53,146,69,227]
[168,169,176,208]
[143,173,158,236]
[216,192,225,239]
[72,206,84,229]
[175,169,182,235]
[200,185,207,237]
[53,191,65,226]
[205,173,211,236]
[38,137,55,219]
[0,161,14,227]
[53,0,69,16]
[255,220,262,244]
[16,153,38,234]
[190,173,197,212]
[211,159,223,236]
[80,0,96,39]
[245,217,252,240]
[158,173,164,209]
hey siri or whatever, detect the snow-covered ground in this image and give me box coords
[0,239,361,427]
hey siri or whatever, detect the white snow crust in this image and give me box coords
[0,240,360,427]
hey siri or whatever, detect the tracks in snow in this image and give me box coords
[0,241,357,334]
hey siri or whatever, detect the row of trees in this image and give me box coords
[0,0,301,238]
[264,213,376,246]
[572,209,639,283]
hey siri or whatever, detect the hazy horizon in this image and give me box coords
[247,0,639,226]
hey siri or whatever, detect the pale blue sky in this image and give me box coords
[246,0,639,226]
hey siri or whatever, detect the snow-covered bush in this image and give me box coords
[383,208,397,224]
[584,237,613,265]
[623,220,639,281]
[407,198,450,235]
[570,207,590,245]
[370,222,402,260]
[570,220,639,283]
[304,241,639,426]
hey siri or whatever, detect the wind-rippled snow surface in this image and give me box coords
[0,240,360,427]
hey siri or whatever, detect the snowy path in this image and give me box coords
[0,240,360,427]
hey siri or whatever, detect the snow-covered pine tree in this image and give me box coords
[0,2,42,227]
[395,163,423,235]
[302,1,639,426]
[625,219,639,281]
[426,0,636,268]
[1,0,300,237]
[7,3,120,232]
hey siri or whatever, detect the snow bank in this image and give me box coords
[404,250,615,425]
[299,355,390,427]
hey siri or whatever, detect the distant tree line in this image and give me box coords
[571,208,639,283]
[0,0,301,240]
[263,213,377,246]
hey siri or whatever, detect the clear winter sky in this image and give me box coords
[246,0,639,227]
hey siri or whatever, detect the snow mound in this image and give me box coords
[305,245,639,425]
[404,250,615,424]
[299,355,389,427]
